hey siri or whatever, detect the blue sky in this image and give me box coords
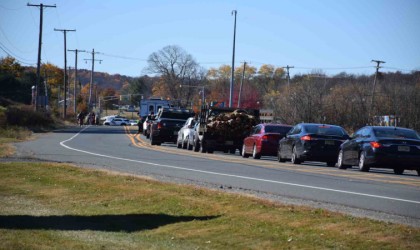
[1,0,419,77]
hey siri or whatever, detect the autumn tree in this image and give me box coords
[146,45,205,106]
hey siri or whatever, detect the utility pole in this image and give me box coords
[27,3,56,111]
[282,65,294,90]
[68,49,86,113]
[85,49,102,111]
[237,61,246,108]
[229,10,237,108]
[370,60,385,123]
[54,28,76,119]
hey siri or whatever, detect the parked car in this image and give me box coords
[187,122,201,152]
[176,117,197,149]
[242,124,292,159]
[149,108,195,145]
[129,119,139,126]
[142,115,155,138]
[278,123,350,166]
[106,117,129,126]
[337,126,420,175]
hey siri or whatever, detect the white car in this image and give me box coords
[104,117,129,126]
[176,117,196,149]
[129,120,139,126]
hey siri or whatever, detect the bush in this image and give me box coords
[5,105,55,130]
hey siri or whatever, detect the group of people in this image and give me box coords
[77,112,99,126]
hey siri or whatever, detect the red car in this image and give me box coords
[242,124,292,159]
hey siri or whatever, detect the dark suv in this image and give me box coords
[149,108,195,145]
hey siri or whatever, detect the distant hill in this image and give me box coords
[23,66,137,91]
[77,69,136,90]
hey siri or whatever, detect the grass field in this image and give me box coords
[0,162,419,249]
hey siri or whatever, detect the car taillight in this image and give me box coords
[157,122,163,129]
[370,141,382,148]
[301,135,312,141]
[262,135,269,141]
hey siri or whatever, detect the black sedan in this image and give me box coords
[337,126,420,175]
[278,123,350,167]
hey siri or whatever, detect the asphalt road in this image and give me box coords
[12,125,420,227]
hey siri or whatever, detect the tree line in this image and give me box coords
[2,45,419,132]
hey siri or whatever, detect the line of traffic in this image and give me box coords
[60,126,420,205]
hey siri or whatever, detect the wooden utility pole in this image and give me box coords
[282,65,294,90]
[85,49,102,111]
[229,10,237,108]
[237,61,246,108]
[68,49,86,113]
[27,3,56,111]
[54,28,76,118]
[370,60,385,122]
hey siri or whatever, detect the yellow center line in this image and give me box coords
[123,126,420,187]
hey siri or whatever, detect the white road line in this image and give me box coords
[60,128,420,205]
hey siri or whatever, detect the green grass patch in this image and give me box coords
[0,126,32,157]
[0,162,419,249]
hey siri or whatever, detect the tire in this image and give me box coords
[193,139,200,152]
[177,139,182,148]
[187,139,193,150]
[291,146,301,164]
[242,144,249,158]
[417,170,420,176]
[393,168,404,175]
[182,137,187,149]
[358,151,370,172]
[150,136,156,146]
[199,143,207,153]
[337,150,349,169]
[146,131,150,139]
[252,145,261,159]
[229,148,236,154]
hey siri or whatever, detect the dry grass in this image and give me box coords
[0,162,419,250]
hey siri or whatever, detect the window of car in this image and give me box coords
[304,124,346,136]
[265,126,291,134]
[373,127,420,139]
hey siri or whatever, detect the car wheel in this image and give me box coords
[187,139,193,150]
[242,144,249,158]
[146,132,150,139]
[291,146,301,164]
[358,151,370,172]
[176,139,182,148]
[252,145,261,159]
[229,148,236,154]
[199,143,206,153]
[182,137,188,149]
[337,150,349,169]
[417,170,420,176]
[193,139,200,152]
[393,168,404,175]
[150,136,156,145]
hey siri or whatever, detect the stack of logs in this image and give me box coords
[206,110,258,138]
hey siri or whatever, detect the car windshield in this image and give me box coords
[304,125,346,136]
[265,126,291,134]
[373,128,420,139]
